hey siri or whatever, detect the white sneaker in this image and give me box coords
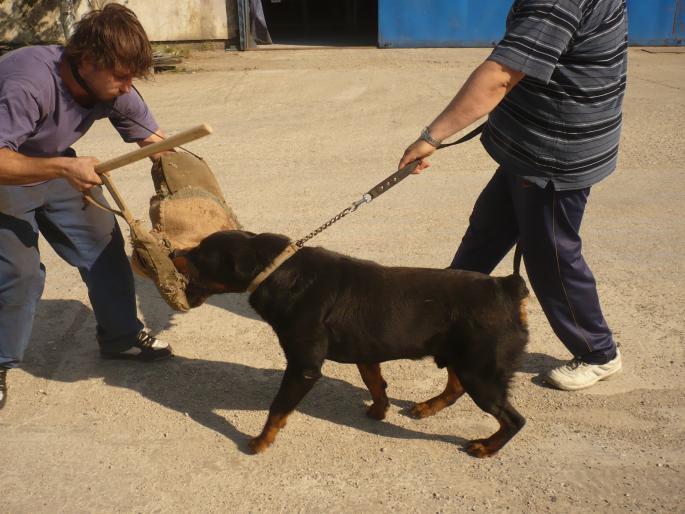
[546,349,622,391]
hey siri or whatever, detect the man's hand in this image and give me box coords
[398,139,435,173]
[59,156,102,192]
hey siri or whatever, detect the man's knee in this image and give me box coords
[0,259,45,305]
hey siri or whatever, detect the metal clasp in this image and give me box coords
[350,193,372,212]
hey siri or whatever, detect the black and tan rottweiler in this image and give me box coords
[172,230,529,457]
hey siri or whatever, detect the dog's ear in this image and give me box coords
[231,248,258,280]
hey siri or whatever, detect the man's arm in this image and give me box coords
[135,130,170,161]
[398,60,524,171]
[0,148,102,191]
[0,80,103,190]
[0,127,170,190]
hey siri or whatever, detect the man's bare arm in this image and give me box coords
[0,147,101,191]
[399,60,524,170]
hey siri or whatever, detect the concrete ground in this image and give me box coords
[2,47,684,513]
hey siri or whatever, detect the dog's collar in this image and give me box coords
[246,243,299,294]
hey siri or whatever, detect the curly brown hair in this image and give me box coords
[64,3,152,77]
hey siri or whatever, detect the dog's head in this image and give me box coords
[172,230,291,307]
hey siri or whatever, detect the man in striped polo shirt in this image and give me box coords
[399,0,626,390]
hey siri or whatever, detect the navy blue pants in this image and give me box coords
[0,180,143,368]
[450,168,616,364]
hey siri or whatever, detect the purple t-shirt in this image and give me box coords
[0,45,158,158]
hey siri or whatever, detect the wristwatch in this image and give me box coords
[420,127,441,148]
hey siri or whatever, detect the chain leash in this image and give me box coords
[295,202,362,248]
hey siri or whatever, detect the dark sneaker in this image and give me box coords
[101,330,173,362]
[0,368,7,410]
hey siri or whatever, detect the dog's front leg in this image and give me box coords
[249,366,321,454]
[357,363,390,420]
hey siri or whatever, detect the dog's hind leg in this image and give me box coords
[410,366,464,419]
[465,399,525,458]
[357,363,390,420]
[249,365,321,454]
[456,373,525,458]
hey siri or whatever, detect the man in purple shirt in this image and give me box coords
[0,4,172,410]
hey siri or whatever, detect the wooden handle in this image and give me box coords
[94,123,213,174]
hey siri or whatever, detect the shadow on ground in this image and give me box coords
[133,274,260,337]
[21,299,551,454]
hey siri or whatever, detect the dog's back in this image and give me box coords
[255,246,529,369]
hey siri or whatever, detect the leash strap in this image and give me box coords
[436,122,485,149]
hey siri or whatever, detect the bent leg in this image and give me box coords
[455,368,525,458]
[36,181,143,352]
[357,363,389,420]
[410,366,464,418]
[466,398,526,458]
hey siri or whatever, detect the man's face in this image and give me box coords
[79,58,135,101]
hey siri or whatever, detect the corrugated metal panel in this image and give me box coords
[379,0,684,48]
[627,0,684,45]
[378,0,510,48]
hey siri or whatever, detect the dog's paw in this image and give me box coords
[466,439,497,458]
[410,402,437,419]
[248,436,270,454]
[366,402,388,420]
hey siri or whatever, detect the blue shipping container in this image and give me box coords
[378,0,684,47]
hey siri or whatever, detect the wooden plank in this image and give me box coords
[95,124,212,174]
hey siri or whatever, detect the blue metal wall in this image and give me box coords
[627,0,684,45]
[378,0,510,48]
[378,0,685,47]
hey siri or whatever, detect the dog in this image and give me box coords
[172,230,529,457]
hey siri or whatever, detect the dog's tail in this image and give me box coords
[500,241,528,301]
[513,241,523,277]
[499,241,529,327]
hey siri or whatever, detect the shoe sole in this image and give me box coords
[100,350,173,362]
[546,365,623,391]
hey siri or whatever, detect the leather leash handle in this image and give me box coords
[366,160,420,200]
[365,122,485,201]
[437,122,485,149]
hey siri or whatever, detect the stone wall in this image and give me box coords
[0,0,238,45]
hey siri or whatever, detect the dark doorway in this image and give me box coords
[260,0,378,46]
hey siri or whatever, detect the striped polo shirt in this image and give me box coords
[481,0,628,190]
